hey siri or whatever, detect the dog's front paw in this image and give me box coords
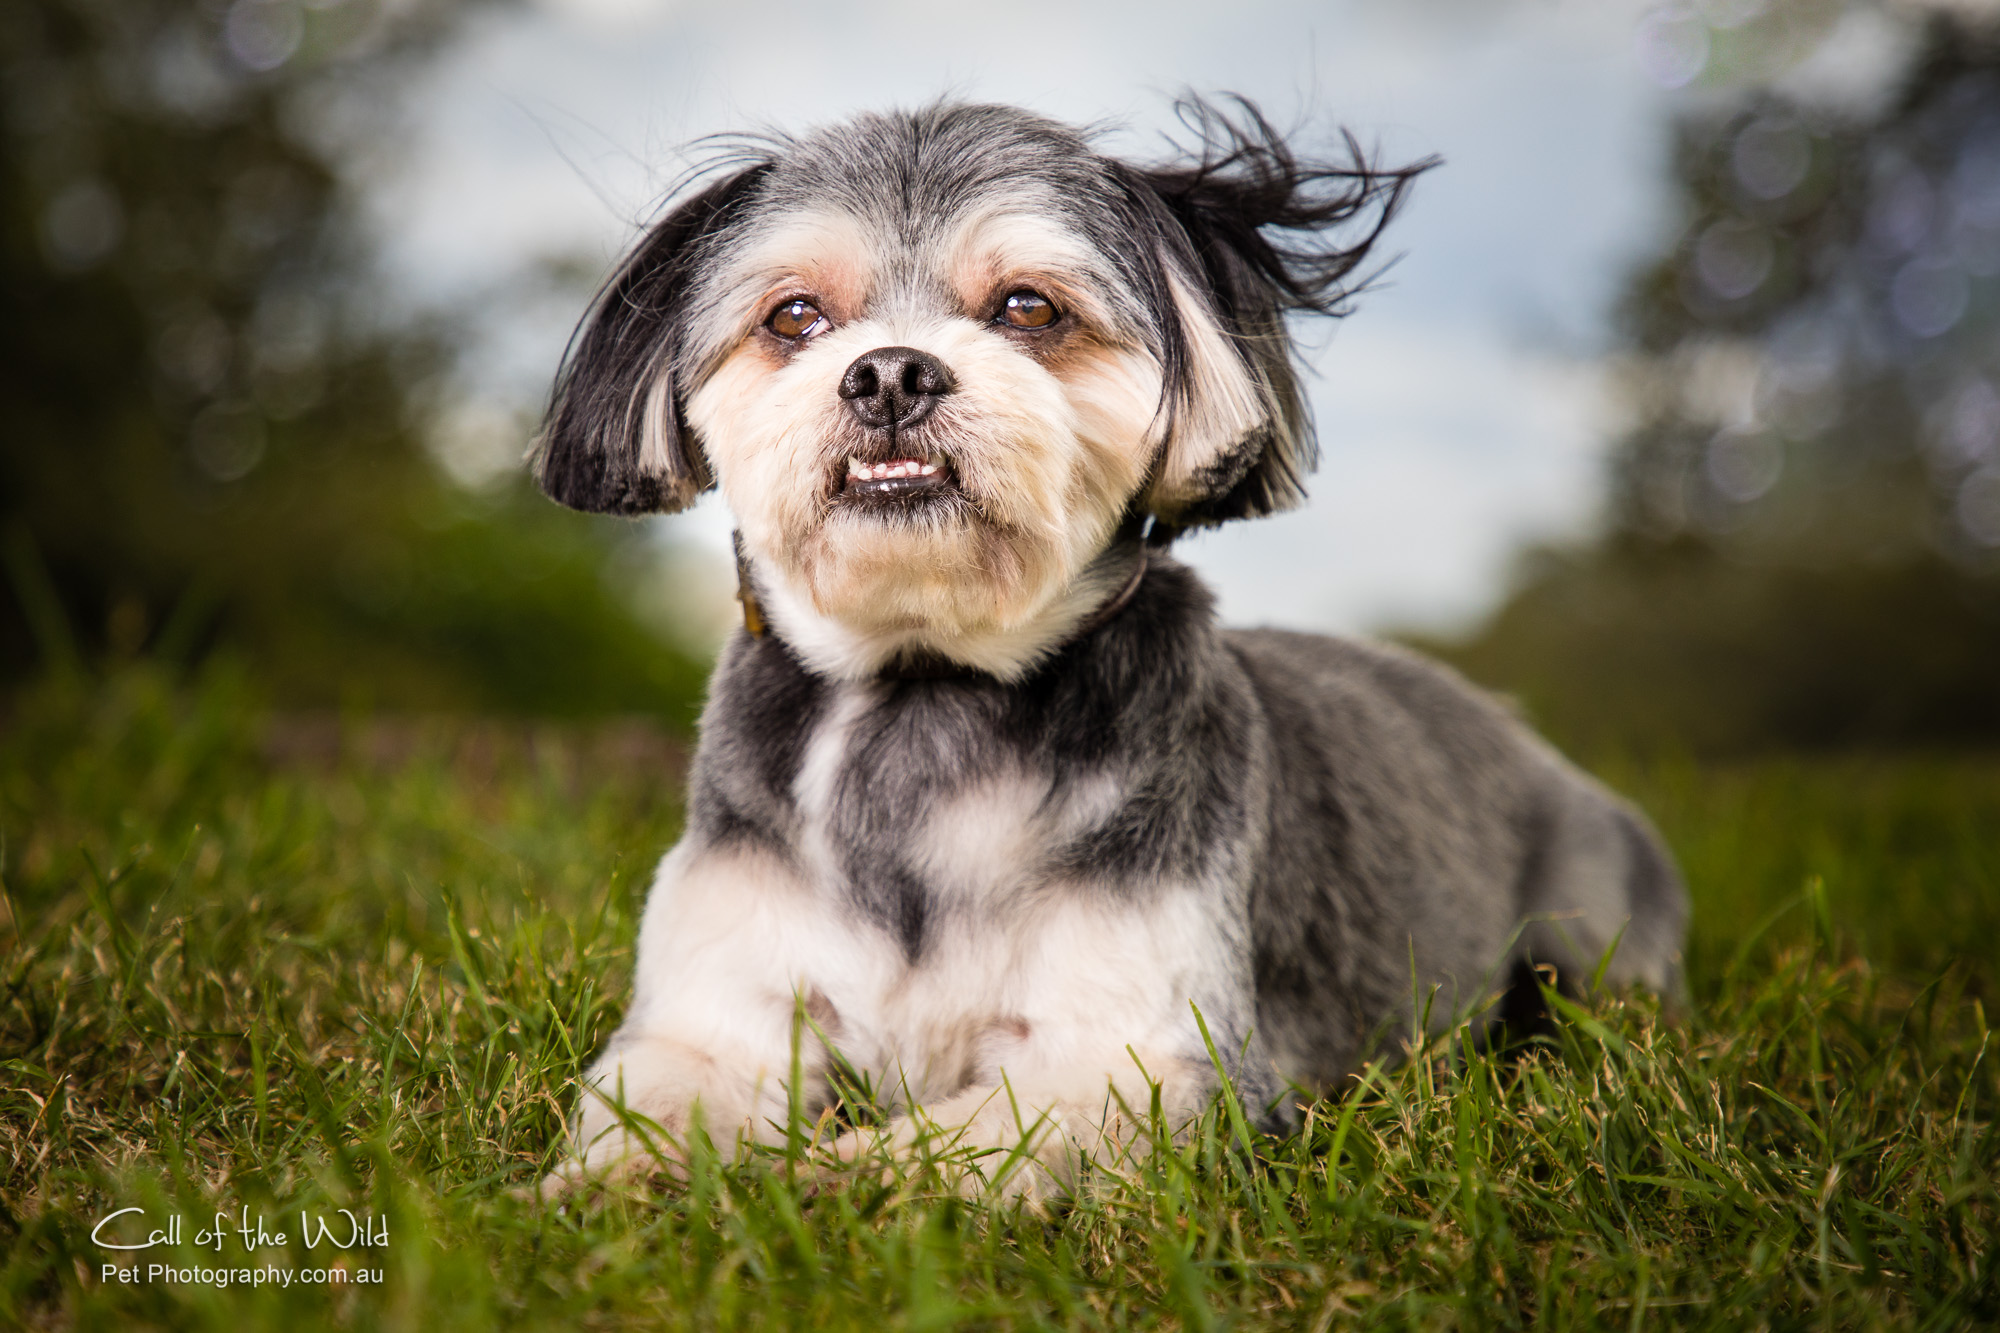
[549,1033,774,1193]
[517,1129,686,1207]
[520,1158,597,1206]
[823,1095,1070,1204]
[524,1144,674,1203]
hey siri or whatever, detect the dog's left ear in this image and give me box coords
[534,163,772,516]
[1124,101,1433,526]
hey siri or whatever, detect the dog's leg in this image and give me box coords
[827,1052,1223,1203]
[1515,778,1688,1001]
[826,987,1286,1203]
[543,841,833,1196]
[816,888,1283,1202]
[550,1035,786,1187]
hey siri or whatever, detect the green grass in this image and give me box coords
[2,666,1995,1330]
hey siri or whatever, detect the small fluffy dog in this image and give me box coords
[533,101,1686,1196]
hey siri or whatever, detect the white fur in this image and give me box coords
[751,544,1140,682]
[1145,267,1274,516]
[569,708,1239,1195]
[636,371,678,480]
[683,210,881,375]
[674,190,1173,682]
[572,841,824,1171]
[686,305,1157,680]
[561,184,1286,1197]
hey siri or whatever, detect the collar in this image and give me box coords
[732,536,1150,683]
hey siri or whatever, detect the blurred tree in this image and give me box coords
[0,0,707,719]
[1440,12,2000,755]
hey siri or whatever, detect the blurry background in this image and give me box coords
[4,0,1998,752]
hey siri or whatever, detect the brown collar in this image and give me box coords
[732,533,767,638]
[732,538,1149,682]
[1060,545,1150,642]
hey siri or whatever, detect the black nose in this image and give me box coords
[838,347,952,431]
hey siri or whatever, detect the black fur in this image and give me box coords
[535,163,771,514]
[673,553,1684,1116]
[543,104,1683,1197]
[1123,98,1433,522]
[533,99,1432,523]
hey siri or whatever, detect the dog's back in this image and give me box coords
[1225,628,1688,1086]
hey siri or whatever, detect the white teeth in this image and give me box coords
[846,457,942,483]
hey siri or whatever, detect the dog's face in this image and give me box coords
[680,164,1171,648]
[535,103,1419,675]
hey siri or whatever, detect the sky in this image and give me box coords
[362,0,1915,641]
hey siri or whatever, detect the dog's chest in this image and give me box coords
[771,683,1196,1099]
[789,683,1098,940]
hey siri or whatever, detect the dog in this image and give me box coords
[531,100,1687,1199]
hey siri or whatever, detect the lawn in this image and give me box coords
[2,665,1995,1330]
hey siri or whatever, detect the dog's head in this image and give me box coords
[535,100,1425,678]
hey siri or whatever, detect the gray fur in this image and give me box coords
[535,101,1426,525]
[680,549,1684,1126]
[537,102,1684,1183]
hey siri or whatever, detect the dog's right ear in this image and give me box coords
[534,164,772,515]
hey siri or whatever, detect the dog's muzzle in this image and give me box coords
[836,346,960,505]
[837,346,953,431]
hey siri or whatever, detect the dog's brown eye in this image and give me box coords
[767,298,825,339]
[999,291,1057,330]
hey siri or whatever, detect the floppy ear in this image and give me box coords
[534,163,772,515]
[1125,100,1433,526]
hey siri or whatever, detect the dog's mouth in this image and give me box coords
[837,454,959,506]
